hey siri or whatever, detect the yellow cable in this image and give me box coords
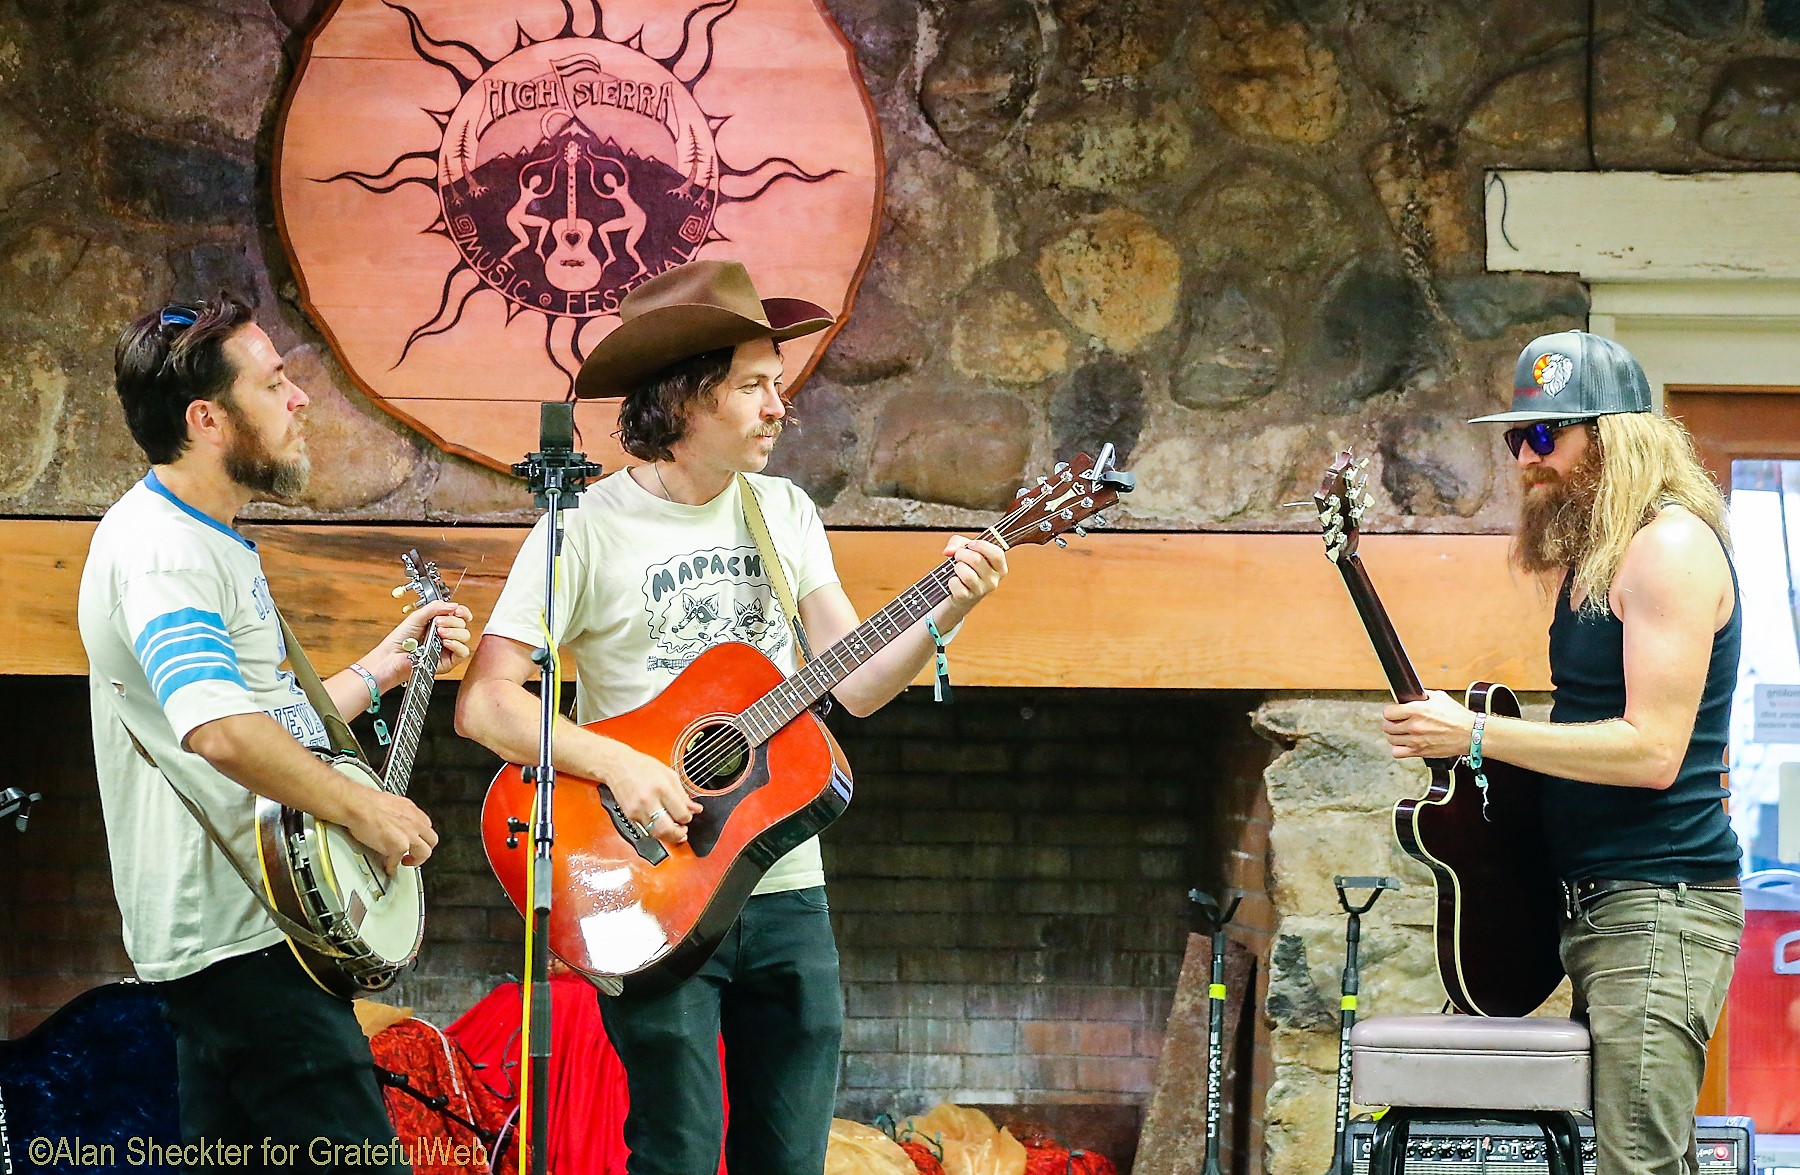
[518,549,567,1171]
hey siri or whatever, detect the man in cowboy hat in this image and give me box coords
[456,259,1010,1173]
[1381,331,1742,1175]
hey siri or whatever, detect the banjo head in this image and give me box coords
[311,757,425,964]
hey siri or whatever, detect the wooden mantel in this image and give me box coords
[0,521,1550,691]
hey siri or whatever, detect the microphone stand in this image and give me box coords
[509,402,605,1175]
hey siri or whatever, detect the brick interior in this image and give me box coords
[0,677,1274,1168]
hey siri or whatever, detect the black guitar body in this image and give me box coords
[1393,683,1566,1017]
[0,982,181,1172]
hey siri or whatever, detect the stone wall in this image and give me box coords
[4,1,1798,525]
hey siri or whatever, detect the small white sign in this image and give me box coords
[1753,684,1800,743]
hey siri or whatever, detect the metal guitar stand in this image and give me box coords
[1188,888,1243,1175]
[1325,876,1399,1175]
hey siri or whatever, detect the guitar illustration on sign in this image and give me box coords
[546,141,603,293]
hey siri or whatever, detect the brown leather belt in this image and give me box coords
[1560,876,1739,919]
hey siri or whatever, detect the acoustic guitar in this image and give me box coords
[254,551,451,998]
[1313,452,1563,1017]
[482,449,1135,996]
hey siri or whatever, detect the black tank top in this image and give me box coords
[1540,525,1742,882]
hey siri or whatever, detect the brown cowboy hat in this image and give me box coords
[574,259,834,399]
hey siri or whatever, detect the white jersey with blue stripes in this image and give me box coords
[78,471,328,981]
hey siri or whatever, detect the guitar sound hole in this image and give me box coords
[680,722,750,793]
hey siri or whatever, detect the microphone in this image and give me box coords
[538,400,575,455]
[513,401,604,510]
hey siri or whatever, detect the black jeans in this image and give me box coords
[155,944,407,1175]
[598,887,845,1175]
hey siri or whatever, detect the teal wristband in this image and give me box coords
[1469,711,1490,820]
[926,619,954,705]
[349,662,382,714]
[349,662,391,747]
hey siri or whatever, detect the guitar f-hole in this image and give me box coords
[677,718,753,794]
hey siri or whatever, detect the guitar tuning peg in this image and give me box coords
[401,603,415,614]
[401,638,419,654]
[1054,461,1070,474]
[391,585,409,599]
[1073,525,1087,537]
[1053,536,1068,548]
[1016,486,1031,499]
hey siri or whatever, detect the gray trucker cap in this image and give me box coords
[1470,330,1654,424]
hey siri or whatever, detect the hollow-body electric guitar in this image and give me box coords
[482,450,1135,997]
[1314,452,1563,1017]
[254,551,451,998]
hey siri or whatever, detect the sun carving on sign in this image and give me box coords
[323,0,837,386]
[276,0,880,471]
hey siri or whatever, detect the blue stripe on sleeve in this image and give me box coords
[132,608,246,704]
[153,664,249,705]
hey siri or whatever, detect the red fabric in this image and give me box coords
[371,1018,517,1175]
[445,975,727,1175]
[1020,1138,1119,1175]
[899,1140,947,1174]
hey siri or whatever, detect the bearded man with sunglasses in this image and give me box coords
[78,295,472,1168]
[1382,331,1742,1175]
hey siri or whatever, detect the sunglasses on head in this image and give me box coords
[1503,416,1591,458]
[158,305,198,330]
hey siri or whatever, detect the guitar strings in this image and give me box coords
[676,482,1065,784]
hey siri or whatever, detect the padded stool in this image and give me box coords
[1350,1016,1592,1175]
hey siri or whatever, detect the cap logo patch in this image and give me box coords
[1533,353,1574,397]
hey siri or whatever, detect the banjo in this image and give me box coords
[254,550,450,998]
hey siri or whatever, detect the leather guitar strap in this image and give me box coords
[738,473,813,664]
[275,609,367,763]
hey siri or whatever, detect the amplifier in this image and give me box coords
[1348,1117,1753,1175]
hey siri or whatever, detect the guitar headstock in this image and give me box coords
[1315,450,1372,564]
[399,549,452,608]
[993,443,1136,549]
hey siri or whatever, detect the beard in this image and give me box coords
[1514,440,1603,575]
[222,404,311,500]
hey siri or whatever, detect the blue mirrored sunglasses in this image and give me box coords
[158,306,198,329]
[1504,417,1592,458]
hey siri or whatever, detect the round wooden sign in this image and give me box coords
[276,0,882,473]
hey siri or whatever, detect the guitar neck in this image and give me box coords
[736,545,976,743]
[380,632,443,795]
[1337,553,1427,704]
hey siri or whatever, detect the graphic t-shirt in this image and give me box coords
[78,472,331,981]
[483,469,840,893]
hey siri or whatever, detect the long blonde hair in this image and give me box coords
[1565,412,1729,611]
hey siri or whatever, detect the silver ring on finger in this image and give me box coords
[645,808,667,828]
